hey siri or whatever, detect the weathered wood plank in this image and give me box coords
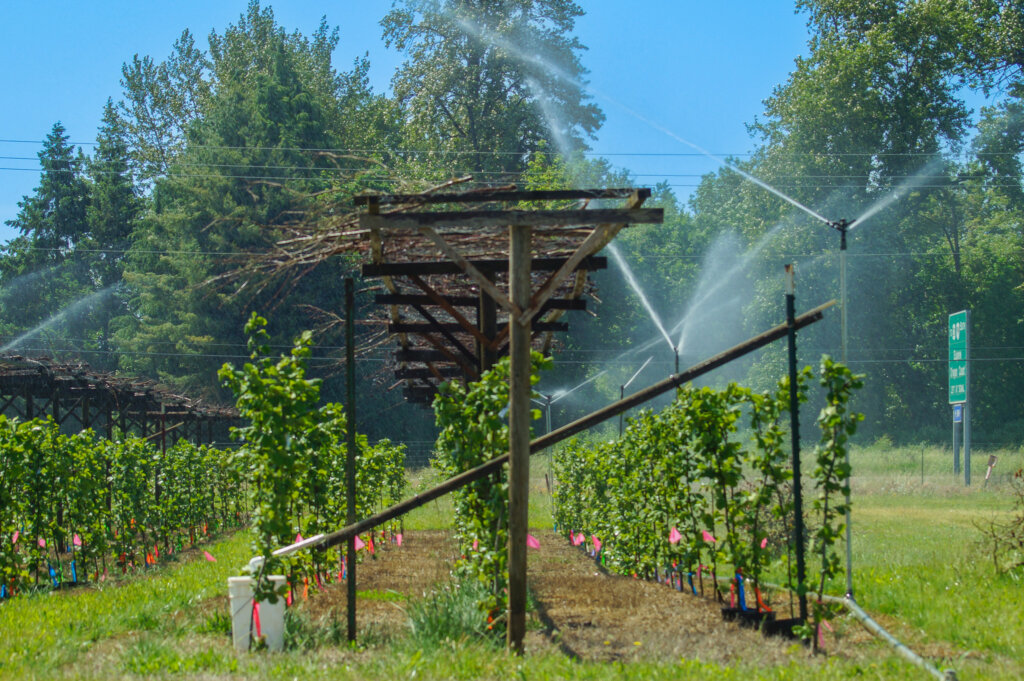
[354,188,648,206]
[359,208,663,231]
[363,256,606,277]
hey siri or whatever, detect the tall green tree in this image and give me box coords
[382,0,604,178]
[0,123,93,351]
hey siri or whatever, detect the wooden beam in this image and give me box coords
[517,190,655,326]
[395,367,462,379]
[354,188,647,206]
[390,322,567,334]
[359,208,663,231]
[363,256,606,277]
[416,331,480,383]
[408,275,493,349]
[394,349,454,362]
[415,226,519,315]
[374,294,586,311]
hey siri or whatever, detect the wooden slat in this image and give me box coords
[395,367,462,379]
[374,294,586,310]
[394,349,453,362]
[408,275,493,349]
[390,321,567,333]
[363,256,606,277]
[415,225,519,315]
[359,208,663,231]
[354,188,647,206]
[517,190,654,326]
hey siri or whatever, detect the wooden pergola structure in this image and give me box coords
[353,186,664,651]
[0,354,237,446]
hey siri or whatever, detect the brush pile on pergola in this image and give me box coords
[0,354,236,446]
[352,185,663,651]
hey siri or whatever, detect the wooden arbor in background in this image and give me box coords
[355,187,663,652]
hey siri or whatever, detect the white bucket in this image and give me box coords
[227,575,287,651]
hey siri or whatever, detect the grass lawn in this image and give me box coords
[0,445,1020,680]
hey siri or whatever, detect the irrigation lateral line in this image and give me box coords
[269,300,833,557]
[723,577,956,681]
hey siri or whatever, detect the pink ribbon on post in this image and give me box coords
[702,530,717,544]
[760,537,768,549]
[295,532,303,544]
[592,535,602,552]
[526,534,540,549]
[669,527,682,544]
[354,536,365,551]
[572,532,585,546]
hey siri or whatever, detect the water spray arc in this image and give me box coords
[619,356,654,435]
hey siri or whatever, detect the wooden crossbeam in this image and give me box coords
[408,275,492,349]
[363,256,605,277]
[394,349,453,362]
[517,190,656,326]
[374,294,586,310]
[354,188,646,206]
[395,367,462,380]
[390,321,568,334]
[360,208,663,231]
[415,225,518,315]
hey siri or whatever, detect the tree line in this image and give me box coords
[3,0,1022,445]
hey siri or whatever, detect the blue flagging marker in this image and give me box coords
[71,560,77,584]
[736,572,748,611]
[687,571,696,595]
[48,563,59,588]
[1,583,7,599]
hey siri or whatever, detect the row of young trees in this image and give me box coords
[0,417,245,596]
[552,357,863,649]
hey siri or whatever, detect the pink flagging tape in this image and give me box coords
[669,527,682,544]
[526,534,540,549]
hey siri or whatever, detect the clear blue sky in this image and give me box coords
[0,1,815,241]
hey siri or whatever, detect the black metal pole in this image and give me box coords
[786,265,809,624]
[345,277,357,642]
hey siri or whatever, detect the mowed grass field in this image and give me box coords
[0,444,1021,680]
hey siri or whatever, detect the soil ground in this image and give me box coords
[297,528,891,666]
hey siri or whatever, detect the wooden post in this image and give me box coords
[478,268,498,375]
[345,277,358,643]
[507,224,531,653]
[785,265,808,624]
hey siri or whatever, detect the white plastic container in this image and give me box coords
[227,575,287,651]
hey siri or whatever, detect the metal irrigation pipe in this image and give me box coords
[267,299,834,557]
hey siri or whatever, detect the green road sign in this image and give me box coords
[949,310,968,404]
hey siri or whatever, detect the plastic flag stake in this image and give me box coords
[729,579,736,608]
[526,534,540,549]
[354,536,365,551]
[203,551,216,562]
[252,600,262,639]
[736,572,748,611]
[702,530,716,543]
[669,527,682,544]
[368,537,375,555]
[754,586,771,612]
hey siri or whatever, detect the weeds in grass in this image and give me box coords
[405,578,500,649]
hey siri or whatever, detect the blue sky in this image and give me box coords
[0,2,819,241]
